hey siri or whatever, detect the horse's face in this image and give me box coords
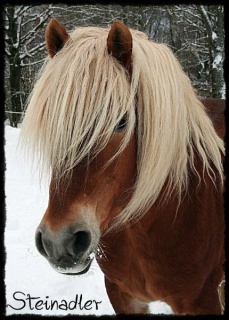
[35,19,135,275]
[36,127,136,274]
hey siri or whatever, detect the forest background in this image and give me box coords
[4,4,225,127]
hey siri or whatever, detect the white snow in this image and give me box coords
[4,125,173,316]
[212,31,217,40]
[220,83,226,99]
[212,52,222,69]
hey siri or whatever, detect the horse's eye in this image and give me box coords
[115,117,127,132]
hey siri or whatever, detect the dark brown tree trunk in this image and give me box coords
[7,6,23,127]
[197,5,224,98]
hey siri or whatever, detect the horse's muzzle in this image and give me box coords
[35,223,99,275]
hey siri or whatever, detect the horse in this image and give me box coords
[20,19,225,315]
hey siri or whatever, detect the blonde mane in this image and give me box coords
[20,25,225,229]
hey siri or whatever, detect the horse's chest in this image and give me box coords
[97,234,166,301]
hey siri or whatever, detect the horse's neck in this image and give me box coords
[201,98,225,140]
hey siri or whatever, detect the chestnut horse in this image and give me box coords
[20,19,225,315]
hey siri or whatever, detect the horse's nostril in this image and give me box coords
[73,231,91,254]
[35,230,48,258]
[35,227,93,263]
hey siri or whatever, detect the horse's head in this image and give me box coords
[22,19,224,276]
[34,19,136,275]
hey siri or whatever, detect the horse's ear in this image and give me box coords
[107,20,132,74]
[45,18,69,58]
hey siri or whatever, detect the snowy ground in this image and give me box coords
[4,125,173,316]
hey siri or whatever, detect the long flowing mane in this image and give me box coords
[21,25,224,228]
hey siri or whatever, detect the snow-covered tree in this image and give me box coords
[164,5,224,98]
[196,5,224,98]
[4,5,52,127]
